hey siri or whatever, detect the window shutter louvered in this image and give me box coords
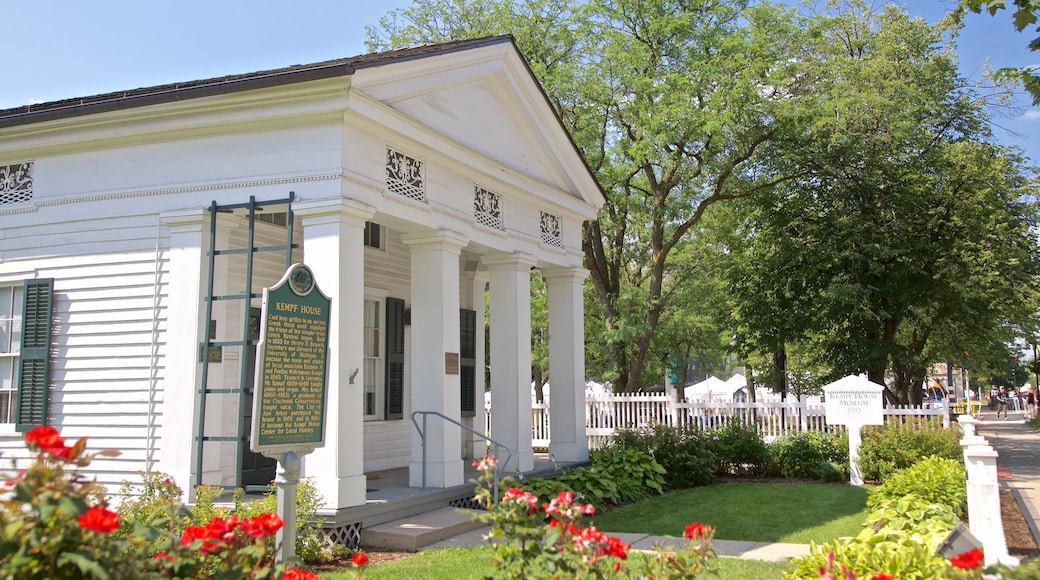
[15,278,54,431]
[384,297,405,420]
[460,308,476,417]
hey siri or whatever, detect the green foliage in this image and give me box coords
[233,478,338,564]
[786,454,985,579]
[786,495,959,579]
[115,472,185,538]
[613,424,716,489]
[0,426,313,579]
[184,484,231,526]
[708,419,771,476]
[858,421,963,482]
[866,456,967,517]
[768,431,848,480]
[470,456,715,579]
[520,445,666,507]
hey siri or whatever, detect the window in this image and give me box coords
[6,279,53,430]
[364,222,383,250]
[0,285,24,424]
[363,298,383,419]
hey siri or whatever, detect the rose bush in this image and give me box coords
[0,426,326,580]
[470,455,717,579]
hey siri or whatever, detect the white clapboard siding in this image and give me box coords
[361,225,414,470]
[0,219,173,489]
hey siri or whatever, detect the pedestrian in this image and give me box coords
[996,386,1009,419]
[1025,388,1036,420]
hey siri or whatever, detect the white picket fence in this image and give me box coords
[508,393,949,450]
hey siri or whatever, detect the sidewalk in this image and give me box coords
[975,410,1040,551]
[425,413,1039,563]
[425,525,811,562]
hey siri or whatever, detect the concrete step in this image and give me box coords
[360,507,487,552]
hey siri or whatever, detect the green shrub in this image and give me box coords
[520,446,665,507]
[768,431,847,480]
[612,424,715,489]
[709,419,771,476]
[115,472,185,539]
[787,496,958,579]
[866,456,966,517]
[858,420,962,482]
[232,477,344,564]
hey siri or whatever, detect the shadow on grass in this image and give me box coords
[591,481,871,544]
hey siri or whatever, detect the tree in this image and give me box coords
[369,0,819,392]
[957,0,1040,104]
[725,1,1040,404]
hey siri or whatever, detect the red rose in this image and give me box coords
[25,426,63,449]
[352,552,369,567]
[280,569,318,580]
[950,547,984,569]
[684,522,712,540]
[78,505,120,533]
[869,574,895,580]
[240,513,285,539]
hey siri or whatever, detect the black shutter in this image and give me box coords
[460,308,477,417]
[15,279,54,432]
[384,297,405,420]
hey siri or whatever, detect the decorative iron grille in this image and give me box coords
[473,186,502,230]
[0,162,33,205]
[540,211,562,248]
[386,148,425,202]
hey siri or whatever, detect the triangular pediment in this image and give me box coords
[349,37,603,213]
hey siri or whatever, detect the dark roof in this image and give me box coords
[0,36,515,129]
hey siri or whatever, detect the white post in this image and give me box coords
[959,419,1018,567]
[275,451,300,564]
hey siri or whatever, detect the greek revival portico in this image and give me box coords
[295,203,591,499]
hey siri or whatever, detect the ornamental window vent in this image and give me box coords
[386,148,425,203]
[473,186,503,230]
[540,211,562,248]
[0,162,33,205]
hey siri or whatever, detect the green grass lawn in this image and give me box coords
[318,481,869,578]
[592,481,871,544]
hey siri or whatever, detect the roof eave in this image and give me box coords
[0,64,356,130]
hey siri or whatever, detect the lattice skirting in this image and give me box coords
[449,496,486,511]
[319,521,362,548]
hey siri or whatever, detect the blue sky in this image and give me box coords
[4,0,1038,163]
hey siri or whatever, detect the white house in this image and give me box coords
[0,35,603,527]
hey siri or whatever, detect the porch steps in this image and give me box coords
[360,507,486,551]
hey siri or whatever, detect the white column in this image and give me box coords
[295,198,375,509]
[462,269,489,460]
[485,254,537,472]
[158,209,210,500]
[402,230,468,487]
[543,267,590,463]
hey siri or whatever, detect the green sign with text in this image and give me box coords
[251,264,331,454]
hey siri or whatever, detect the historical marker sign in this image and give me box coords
[251,264,331,455]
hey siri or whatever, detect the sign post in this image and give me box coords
[251,264,331,563]
[823,375,884,486]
